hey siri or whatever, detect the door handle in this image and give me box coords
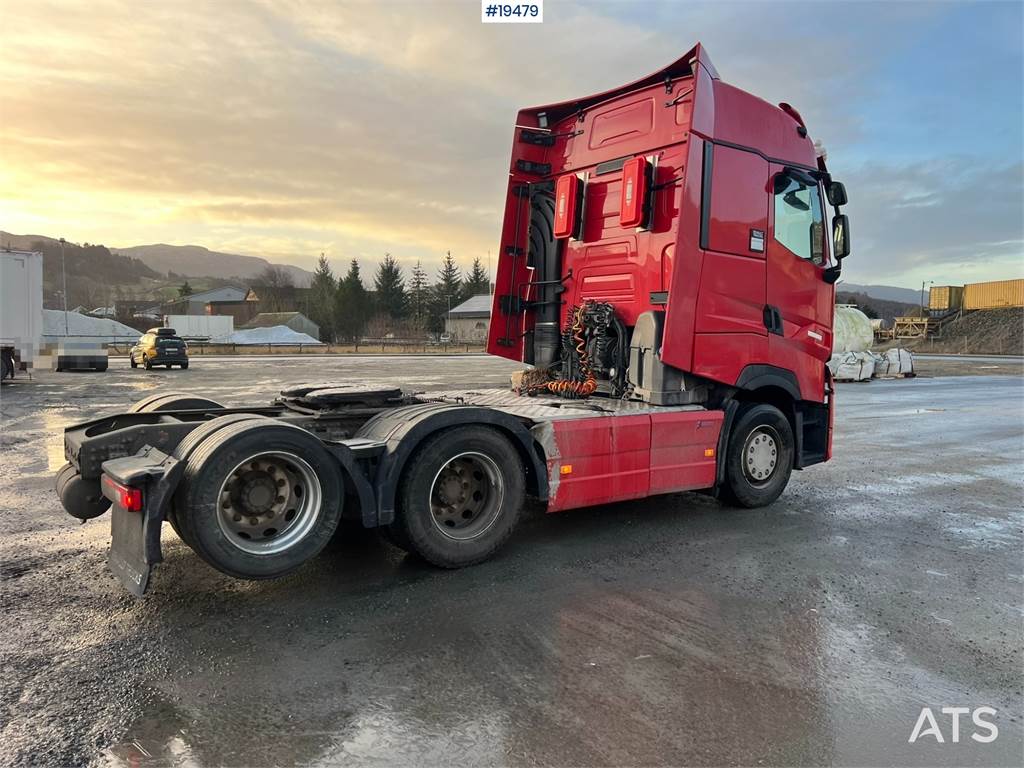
[762,305,784,336]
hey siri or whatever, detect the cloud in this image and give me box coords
[841,160,1024,285]
[0,0,1020,285]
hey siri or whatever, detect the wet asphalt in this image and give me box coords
[1,355,1022,767]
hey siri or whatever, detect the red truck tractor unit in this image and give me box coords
[55,44,850,596]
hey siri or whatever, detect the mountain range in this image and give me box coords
[113,243,312,286]
[836,282,923,304]
[4,231,928,304]
[1,233,312,287]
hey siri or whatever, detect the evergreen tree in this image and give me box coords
[308,253,337,342]
[178,281,193,297]
[335,259,369,341]
[372,253,408,321]
[409,259,429,322]
[464,257,490,298]
[429,251,462,333]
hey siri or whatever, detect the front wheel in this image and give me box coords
[720,403,794,508]
[390,426,525,568]
[129,355,137,368]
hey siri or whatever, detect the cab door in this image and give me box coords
[690,142,770,385]
[765,165,834,402]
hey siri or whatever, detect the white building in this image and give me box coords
[445,295,492,343]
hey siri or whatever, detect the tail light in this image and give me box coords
[553,173,585,240]
[620,156,654,229]
[102,475,143,512]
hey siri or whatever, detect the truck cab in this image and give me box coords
[488,43,849,467]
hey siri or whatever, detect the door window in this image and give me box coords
[773,173,825,265]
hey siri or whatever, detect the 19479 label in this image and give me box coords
[482,1,543,23]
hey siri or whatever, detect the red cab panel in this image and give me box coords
[649,411,723,495]
[544,409,723,512]
[545,415,651,512]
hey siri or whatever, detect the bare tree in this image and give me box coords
[253,266,296,313]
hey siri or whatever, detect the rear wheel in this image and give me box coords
[167,413,269,542]
[144,357,152,370]
[720,403,794,508]
[174,420,343,579]
[390,426,524,568]
[180,361,189,370]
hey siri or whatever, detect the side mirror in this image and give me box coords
[832,214,851,260]
[826,181,848,207]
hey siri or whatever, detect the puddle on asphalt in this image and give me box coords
[99,585,838,767]
[88,575,1024,767]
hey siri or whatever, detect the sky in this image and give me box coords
[1,0,1021,288]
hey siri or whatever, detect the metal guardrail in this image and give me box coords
[105,341,488,355]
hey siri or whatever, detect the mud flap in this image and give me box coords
[109,504,150,596]
[101,448,183,597]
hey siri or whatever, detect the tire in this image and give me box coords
[56,462,111,520]
[173,420,344,579]
[2,353,14,380]
[180,361,189,370]
[144,357,153,370]
[167,413,270,542]
[95,362,108,372]
[130,354,137,368]
[128,392,225,413]
[389,426,525,568]
[720,403,794,508]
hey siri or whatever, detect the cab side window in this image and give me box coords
[773,173,825,265]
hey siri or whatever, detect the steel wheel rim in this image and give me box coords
[216,451,322,555]
[743,426,780,486]
[429,451,504,541]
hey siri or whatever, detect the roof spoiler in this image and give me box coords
[521,42,718,126]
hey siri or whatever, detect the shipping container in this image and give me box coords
[1,249,44,367]
[928,285,964,311]
[963,279,1024,310]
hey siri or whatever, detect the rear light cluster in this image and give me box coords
[553,173,585,240]
[552,154,656,240]
[102,475,143,512]
[619,156,654,229]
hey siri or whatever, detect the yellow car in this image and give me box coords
[130,328,189,370]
